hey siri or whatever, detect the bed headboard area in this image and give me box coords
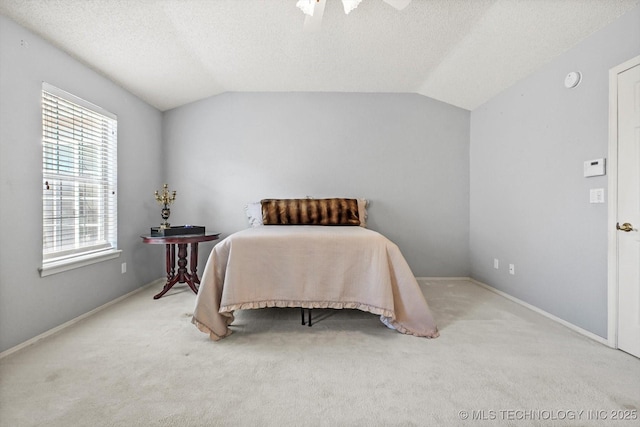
[261,198,361,226]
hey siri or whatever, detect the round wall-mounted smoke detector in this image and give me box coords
[564,71,582,89]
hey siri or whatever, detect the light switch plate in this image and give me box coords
[590,188,605,203]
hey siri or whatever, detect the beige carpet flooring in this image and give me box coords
[1,279,639,426]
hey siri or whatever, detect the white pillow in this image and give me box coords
[245,202,263,227]
[357,198,368,228]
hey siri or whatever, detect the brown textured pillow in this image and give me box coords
[261,198,360,226]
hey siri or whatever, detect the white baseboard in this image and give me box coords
[0,279,163,359]
[469,278,609,346]
[416,277,470,282]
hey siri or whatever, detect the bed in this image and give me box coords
[191,198,439,340]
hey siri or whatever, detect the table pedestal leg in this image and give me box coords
[190,242,200,286]
[163,244,175,283]
[153,242,199,299]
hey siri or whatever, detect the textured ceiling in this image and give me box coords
[1,0,637,111]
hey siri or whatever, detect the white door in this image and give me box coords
[617,62,640,358]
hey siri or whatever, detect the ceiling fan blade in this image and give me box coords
[382,0,411,10]
[303,0,326,32]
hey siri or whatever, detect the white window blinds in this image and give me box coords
[42,83,118,266]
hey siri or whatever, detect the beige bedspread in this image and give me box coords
[192,226,439,340]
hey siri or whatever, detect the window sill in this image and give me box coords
[39,249,122,277]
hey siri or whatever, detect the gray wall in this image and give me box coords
[0,15,163,353]
[469,6,640,338]
[162,92,470,277]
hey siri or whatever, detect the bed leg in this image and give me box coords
[300,308,313,327]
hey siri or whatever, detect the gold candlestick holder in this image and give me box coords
[154,184,177,229]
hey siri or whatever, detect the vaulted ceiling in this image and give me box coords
[1,0,637,111]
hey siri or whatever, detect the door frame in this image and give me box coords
[607,55,640,348]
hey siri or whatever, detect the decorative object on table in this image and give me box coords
[154,183,177,229]
[150,225,206,237]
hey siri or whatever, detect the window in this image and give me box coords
[40,83,119,276]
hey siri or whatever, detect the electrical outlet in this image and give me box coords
[121,262,127,274]
[509,264,515,275]
[493,258,499,269]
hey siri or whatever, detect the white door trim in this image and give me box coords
[607,55,640,348]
